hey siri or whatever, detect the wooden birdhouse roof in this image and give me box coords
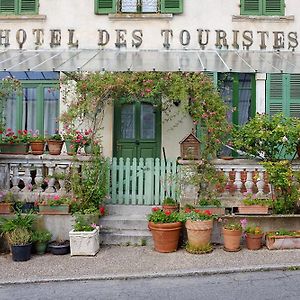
[179,132,201,144]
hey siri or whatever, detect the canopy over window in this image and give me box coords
[0,49,300,73]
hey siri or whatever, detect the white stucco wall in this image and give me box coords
[0,0,298,51]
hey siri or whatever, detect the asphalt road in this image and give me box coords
[0,270,300,300]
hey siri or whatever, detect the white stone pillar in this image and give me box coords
[255,73,267,114]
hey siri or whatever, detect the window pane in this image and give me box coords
[142,0,157,12]
[121,0,138,12]
[23,88,37,132]
[219,74,233,123]
[5,92,17,133]
[121,104,135,139]
[238,73,252,125]
[44,87,59,135]
[141,103,155,139]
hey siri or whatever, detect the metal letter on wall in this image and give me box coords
[115,29,127,48]
[16,29,27,49]
[215,30,228,49]
[50,29,62,48]
[197,29,210,50]
[132,30,143,48]
[288,32,298,50]
[68,29,79,48]
[161,30,173,49]
[273,31,285,49]
[0,30,10,47]
[98,30,110,46]
[179,30,191,46]
[32,29,44,47]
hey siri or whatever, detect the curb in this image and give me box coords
[1,263,300,285]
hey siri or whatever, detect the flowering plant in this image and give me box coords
[231,113,300,161]
[0,128,31,144]
[223,219,242,231]
[184,208,213,221]
[73,214,98,232]
[81,128,93,146]
[245,223,263,235]
[147,207,184,224]
[29,130,45,142]
[242,193,272,207]
[36,195,71,206]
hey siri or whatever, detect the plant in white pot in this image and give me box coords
[69,214,100,256]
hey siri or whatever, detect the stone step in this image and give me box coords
[100,229,153,246]
[100,215,149,230]
[105,204,154,216]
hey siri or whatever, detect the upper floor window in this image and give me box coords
[240,0,284,16]
[95,0,183,14]
[0,0,38,15]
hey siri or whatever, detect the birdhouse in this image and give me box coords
[179,132,201,160]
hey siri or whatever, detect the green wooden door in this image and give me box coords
[114,102,161,159]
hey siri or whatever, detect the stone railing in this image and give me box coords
[179,158,300,207]
[0,154,91,202]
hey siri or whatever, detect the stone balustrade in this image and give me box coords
[0,154,91,202]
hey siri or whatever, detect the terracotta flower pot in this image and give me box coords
[238,205,269,215]
[162,204,179,213]
[47,140,64,155]
[185,219,213,248]
[30,141,45,155]
[245,233,263,250]
[148,221,182,253]
[222,227,242,252]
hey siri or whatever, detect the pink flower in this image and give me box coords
[240,218,248,229]
[53,195,60,201]
[152,207,159,212]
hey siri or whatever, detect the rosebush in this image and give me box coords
[147,207,184,224]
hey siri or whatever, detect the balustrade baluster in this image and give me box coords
[45,164,56,193]
[21,163,33,192]
[34,164,44,192]
[245,169,253,193]
[256,170,265,196]
[10,164,20,192]
[56,164,68,194]
[234,169,243,194]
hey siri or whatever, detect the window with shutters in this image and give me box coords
[266,74,300,118]
[240,0,284,16]
[95,0,183,14]
[1,72,59,136]
[0,0,38,15]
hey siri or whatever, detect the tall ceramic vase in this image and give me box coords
[148,222,182,253]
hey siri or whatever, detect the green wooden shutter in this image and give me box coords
[266,74,284,115]
[263,0,284,16]
[95,0,116,14]
[161,0,183,14]
[288,74,300,118]
[241,0,261,15]
[20,0,38,14]
[0,0,16,14]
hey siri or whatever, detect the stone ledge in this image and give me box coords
[108,13,173,20]
[0,15,46,21]
[232,15,294,22]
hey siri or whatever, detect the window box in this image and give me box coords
[38,204,70,215]
[266,232,300,250]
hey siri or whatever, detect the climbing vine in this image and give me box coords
[61,71,230,159]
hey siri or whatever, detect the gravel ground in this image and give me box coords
[1,245,300,284]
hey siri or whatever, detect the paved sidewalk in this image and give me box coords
[1,245,300,284]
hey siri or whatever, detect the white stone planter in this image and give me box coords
[69,227,100,256]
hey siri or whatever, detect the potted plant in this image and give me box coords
[62,125,82,155]
[0,209,36,261]
[0,128,29,154]
[46,131,64,155]
[38,195,70,215]
[69,214,100,256]
[29,131,45,155]
[184,208,214,254]
[238,193,271,215]
[244,223,264,250]
[198,198,225,216]
[222,220,242,252]
[147,207,184,253]
[32,229,52,255]
[81,128,93,154]
[162,197,179,213]
[48,239,70,255]
[0,191,16,214]
[6,228,32,261]
[266,229,300,250]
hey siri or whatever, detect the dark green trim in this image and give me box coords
[161,0,183,14]
[0,0,38,15]
[250,74,256,117]
[241,0,284,16]
[95,0,116,14]
[232,73,239,125]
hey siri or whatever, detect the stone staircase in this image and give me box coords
[99,205,154,247]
